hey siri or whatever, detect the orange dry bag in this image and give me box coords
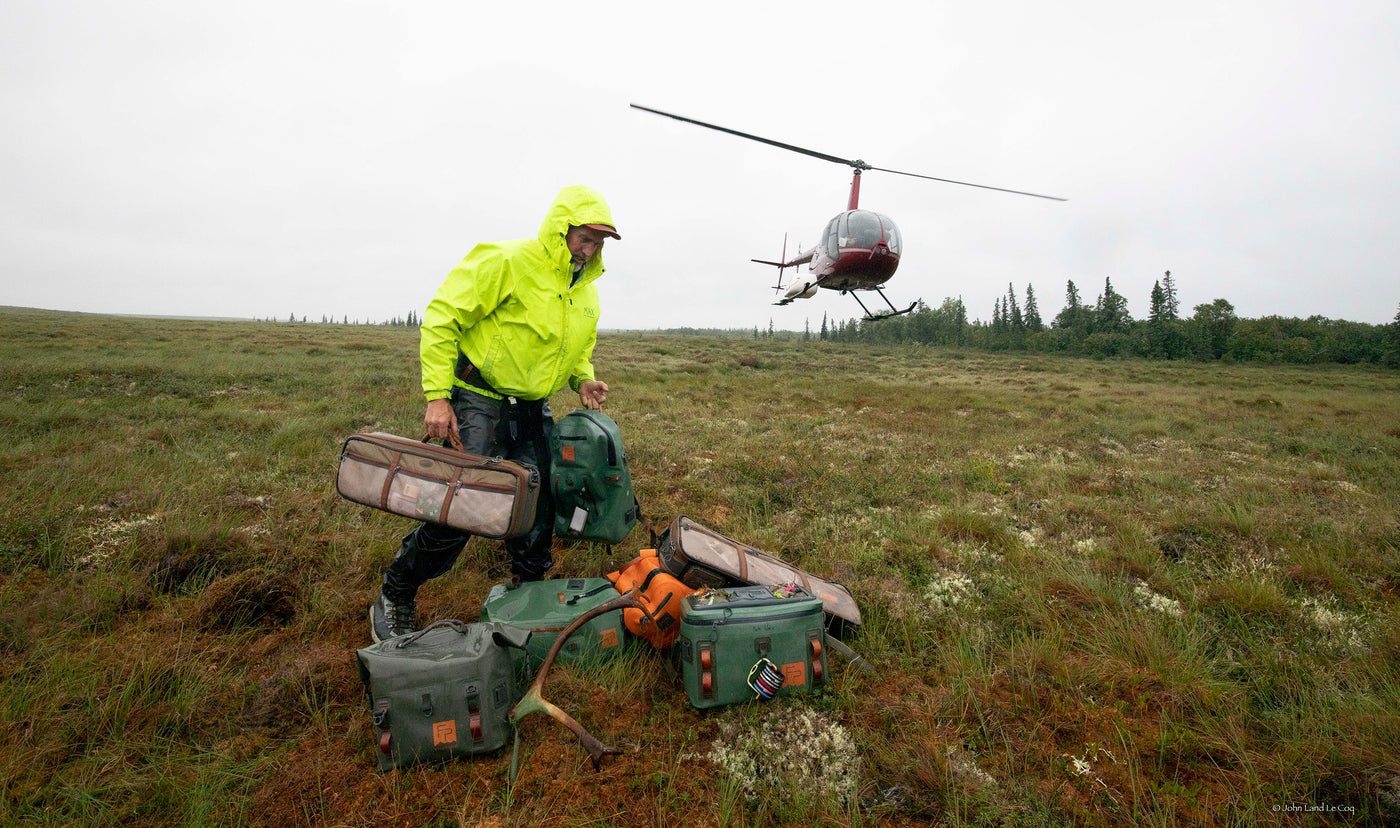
[606,549,695,648]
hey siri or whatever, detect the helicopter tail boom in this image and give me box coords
[748,250,815,270]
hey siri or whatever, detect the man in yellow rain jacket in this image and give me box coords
[371,185,620,642]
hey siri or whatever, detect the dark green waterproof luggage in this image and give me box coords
[675,585,828,709]
[550,409,639,544]
[356,620,529,771]
[479,577,628,665]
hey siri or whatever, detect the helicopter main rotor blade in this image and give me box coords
[630,103,865,169]
[632,103,1068,202]
[869,166,1067,201]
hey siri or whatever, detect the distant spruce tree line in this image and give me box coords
[257,310,422,327]
[813,272,1400,368]
[263,275,1400,367]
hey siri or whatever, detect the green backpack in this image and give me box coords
[550,409,639,544]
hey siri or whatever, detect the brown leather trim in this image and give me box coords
[439,466,464,519]
[379,451,402,509]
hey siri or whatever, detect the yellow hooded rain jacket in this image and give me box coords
[419,185,616,403]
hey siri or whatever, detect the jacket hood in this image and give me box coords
[538,185,617,274]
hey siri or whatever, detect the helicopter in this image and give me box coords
[631,103,1066,321]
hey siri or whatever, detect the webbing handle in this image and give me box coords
[421,431,466,453]
[394,618,467,649]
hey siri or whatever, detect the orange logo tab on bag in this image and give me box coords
[562,446,575,461]
[432,720,458,747]
[782,662,806,687]
[599,628,619,648]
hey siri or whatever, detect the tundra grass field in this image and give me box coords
[2,307,1398,827]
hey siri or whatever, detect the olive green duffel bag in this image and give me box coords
[356,620,530,771]
[479,577,629,666]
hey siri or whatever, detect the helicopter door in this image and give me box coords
[879,213,901,255]
[824,215,841,261]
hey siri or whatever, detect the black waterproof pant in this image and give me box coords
[381,388,554,600]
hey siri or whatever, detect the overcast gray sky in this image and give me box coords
[3,0,1397,330]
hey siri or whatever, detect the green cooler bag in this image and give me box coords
[550,409,639,544]
[675,585,828,709]
[356,620,529,771]
[479,577,629,665]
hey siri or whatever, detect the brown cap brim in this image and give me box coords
[583,223,621,240]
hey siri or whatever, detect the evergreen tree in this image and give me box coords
[1006,283,1024,331]
[1024,283,1043,332]
[804,318,811,342]
[1161,270,1179,321]
[1149,280,1166,323]
[820,312,828,340]
[1147,280,1168,357]
[1053,279,1085,331]
[1096,276,1131,331]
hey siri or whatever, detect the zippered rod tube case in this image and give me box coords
[655,516,862,628]
[479,577,628,666]
[675,585,828,709]
[336,432,539,539]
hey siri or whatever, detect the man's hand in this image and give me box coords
[579,379,609,411]
[424,398,458,439]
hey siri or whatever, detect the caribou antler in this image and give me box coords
[509,588,644,771]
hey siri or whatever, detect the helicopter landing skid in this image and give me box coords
[849,287,917,321]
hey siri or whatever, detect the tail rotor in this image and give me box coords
[773,234,787,293]
[752,233,792,293]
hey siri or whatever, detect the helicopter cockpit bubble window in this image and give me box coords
[841,210,884,250]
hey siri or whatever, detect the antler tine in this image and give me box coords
[509,588,645,771]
